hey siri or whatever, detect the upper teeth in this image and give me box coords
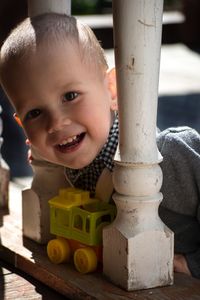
[59,135,77,146]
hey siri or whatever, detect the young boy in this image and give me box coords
[0,13,118,195]
[0,13,199,279]
[157,126,200,278]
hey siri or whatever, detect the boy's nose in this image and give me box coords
[47,114,72,134]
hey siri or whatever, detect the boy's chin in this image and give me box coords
[62,157,95,170]
[64,162,91,170]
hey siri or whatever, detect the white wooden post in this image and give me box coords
[22,0,71,244]
[0,106,9,208]
[22,156,68,243]
[103,0,174,290]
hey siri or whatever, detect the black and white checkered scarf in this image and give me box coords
[65,116,119,195]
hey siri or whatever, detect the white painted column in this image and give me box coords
[28,0,71,17]
[22,0,71,244]
[0,107,9,208]
[103,0,174,290]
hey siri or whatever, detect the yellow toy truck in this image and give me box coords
[47,187,116,274]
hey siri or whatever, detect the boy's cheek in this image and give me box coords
[23,123,41,140]
[23,129,37,146]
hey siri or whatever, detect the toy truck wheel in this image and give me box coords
[47,238,71,264]
[74,247,97,274]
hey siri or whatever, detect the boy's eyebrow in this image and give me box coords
[57,80,85,91]
[16,105,32,116]
[62,81,83,87]
[15,101,41,116]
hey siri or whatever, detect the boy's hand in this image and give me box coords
[174,254,191,276]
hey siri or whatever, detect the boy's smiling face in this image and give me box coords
[8,41,116,169]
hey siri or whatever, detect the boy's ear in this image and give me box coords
[106,68,118,111]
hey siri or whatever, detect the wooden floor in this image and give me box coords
[0,260,68,300]
[1,182,200,300]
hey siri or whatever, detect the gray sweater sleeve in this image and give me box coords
[157,127,200,278]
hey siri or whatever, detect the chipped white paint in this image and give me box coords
[0,109,9,208]
[103,0,174,290]
[22,158,69,244]
[0,159,9,208]
[28,0,71,17]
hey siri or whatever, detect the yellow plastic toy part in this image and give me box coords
[74,247,97,274]
[47,238,71,264]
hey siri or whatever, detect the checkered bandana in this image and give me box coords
[65,116,119,195]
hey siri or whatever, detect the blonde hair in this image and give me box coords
[0,13,108,86]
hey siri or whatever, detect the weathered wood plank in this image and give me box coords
[0,260,68,299]
[0,182,200,300]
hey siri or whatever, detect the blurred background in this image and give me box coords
[0,0,200,178]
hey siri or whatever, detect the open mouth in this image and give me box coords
[56,132,85,152]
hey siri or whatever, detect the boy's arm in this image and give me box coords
[157,126,200,278]
[185,248,200,278]
[174,254,191,275]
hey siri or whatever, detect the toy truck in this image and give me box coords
[47,187,116,273]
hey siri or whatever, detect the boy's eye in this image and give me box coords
[63,92,78,102]
[25,109,41,121]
